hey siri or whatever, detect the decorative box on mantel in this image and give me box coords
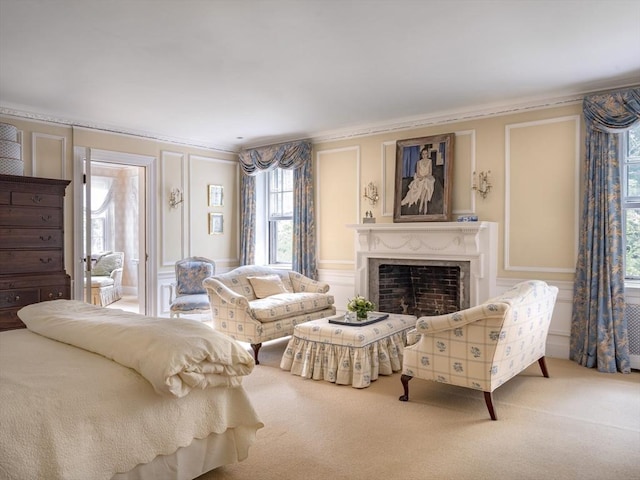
[347,222,498,310]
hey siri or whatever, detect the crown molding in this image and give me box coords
[309,94,584,144]
[0,106,240,154]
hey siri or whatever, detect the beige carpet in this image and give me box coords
[200,338,640,480]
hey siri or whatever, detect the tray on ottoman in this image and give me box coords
[328,312,389,327]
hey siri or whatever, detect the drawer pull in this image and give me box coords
[40,235,53,241]
[40,215,52,222]
[10,295,20,301]
[49,292,53,299]
[58,291,63,297]
[48,292,64,299]
[31,195,43,204]
[40,257,53,264]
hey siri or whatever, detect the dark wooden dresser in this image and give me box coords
[0,174,71,331]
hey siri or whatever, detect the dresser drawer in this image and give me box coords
[0,191,9,205]
[0,228,63,249]
[11,191,63,208]
[41,285,70,301]
[0,288,40,309]
[0,250,64,274]
[0,206,63,227]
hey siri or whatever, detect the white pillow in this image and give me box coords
[247,274,289,299]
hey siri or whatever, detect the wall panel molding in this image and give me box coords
[504,115,580,273]
[32,132,67,178]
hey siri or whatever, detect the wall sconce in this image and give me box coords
[472,171,492,199]
[363,182,379,205]
[169,187,183,209]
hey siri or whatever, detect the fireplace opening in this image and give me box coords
[368,258,470,318]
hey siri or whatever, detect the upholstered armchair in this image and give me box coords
[203,265,336,364]
[169,257,216,318]
[89,251,124,307]
[399,280,558,420]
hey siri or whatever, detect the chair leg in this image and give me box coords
[399,374,412,401]
[251,343,262,365]
[484,391,498,421]
[538,356,550,378]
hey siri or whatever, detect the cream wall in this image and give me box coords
[314,104,582,284]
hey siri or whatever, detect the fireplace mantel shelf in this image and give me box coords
[347,221,491,233]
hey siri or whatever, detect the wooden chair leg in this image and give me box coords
[538,356,550,378]
[250,343,262,365]
[399,374,412,401]
[484,391,497,420]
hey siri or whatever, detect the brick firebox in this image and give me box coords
[369,258,470,318]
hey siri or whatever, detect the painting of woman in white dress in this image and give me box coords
[394,133,454,222]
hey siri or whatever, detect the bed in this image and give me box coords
[0,300,264,480]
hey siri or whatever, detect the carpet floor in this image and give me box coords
[200,338,640,480]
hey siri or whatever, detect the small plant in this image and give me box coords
[347,295,375,319]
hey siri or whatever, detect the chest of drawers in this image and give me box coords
[0,174,71,331]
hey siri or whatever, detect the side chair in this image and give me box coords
[169,256,216,318]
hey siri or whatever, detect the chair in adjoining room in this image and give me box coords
[399,280,558,420]
[89,251,125,306]
[169,257,216,318]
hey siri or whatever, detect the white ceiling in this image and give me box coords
[1,0,639,153]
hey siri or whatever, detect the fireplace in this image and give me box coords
[348,222,498,311]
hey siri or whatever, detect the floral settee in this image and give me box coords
[399,280,558,420]
[203,265,336,364]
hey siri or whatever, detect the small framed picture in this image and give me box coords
[209,213,223,235]
[208,184,223,207]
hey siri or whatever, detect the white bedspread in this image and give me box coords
[17,300,255,397]
[0,328,264,480]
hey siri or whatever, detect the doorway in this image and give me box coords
[73,147,157,316]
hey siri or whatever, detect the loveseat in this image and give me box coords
[399,280,558,420]
[203,265,336,364]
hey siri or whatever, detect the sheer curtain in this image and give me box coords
[570,87,640,373]
[238,140,318,278]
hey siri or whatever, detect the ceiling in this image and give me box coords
[1,0,639,153]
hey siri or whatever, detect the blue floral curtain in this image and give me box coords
[238,140,318,278]
[570,87,640,373]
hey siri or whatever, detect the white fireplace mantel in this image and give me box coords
[347,222,498,307]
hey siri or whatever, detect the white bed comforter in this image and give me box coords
[0,301,264,480]
[18,299,255,397]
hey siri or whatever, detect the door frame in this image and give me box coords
[73,147,157,315]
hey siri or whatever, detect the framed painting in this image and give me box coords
[393,133,454,222]
[209,213,223,235]
[208,184,223,207]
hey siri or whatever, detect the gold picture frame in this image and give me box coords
[208,184,223,207]
[393,133,454,222]
[209,213,223,235]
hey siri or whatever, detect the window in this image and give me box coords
[622,123,640,279]
[267,168,293,264]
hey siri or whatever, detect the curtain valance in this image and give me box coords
[238,140,312,176]
[583,87,640,132]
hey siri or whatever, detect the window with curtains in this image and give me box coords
[267,168,293,264]
[623,123,640,279]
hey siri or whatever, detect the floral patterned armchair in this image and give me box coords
[88,251,124,306]
[399,280,558,420]
[169,257,216,318]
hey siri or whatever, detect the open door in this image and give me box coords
[73,147,156,315]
